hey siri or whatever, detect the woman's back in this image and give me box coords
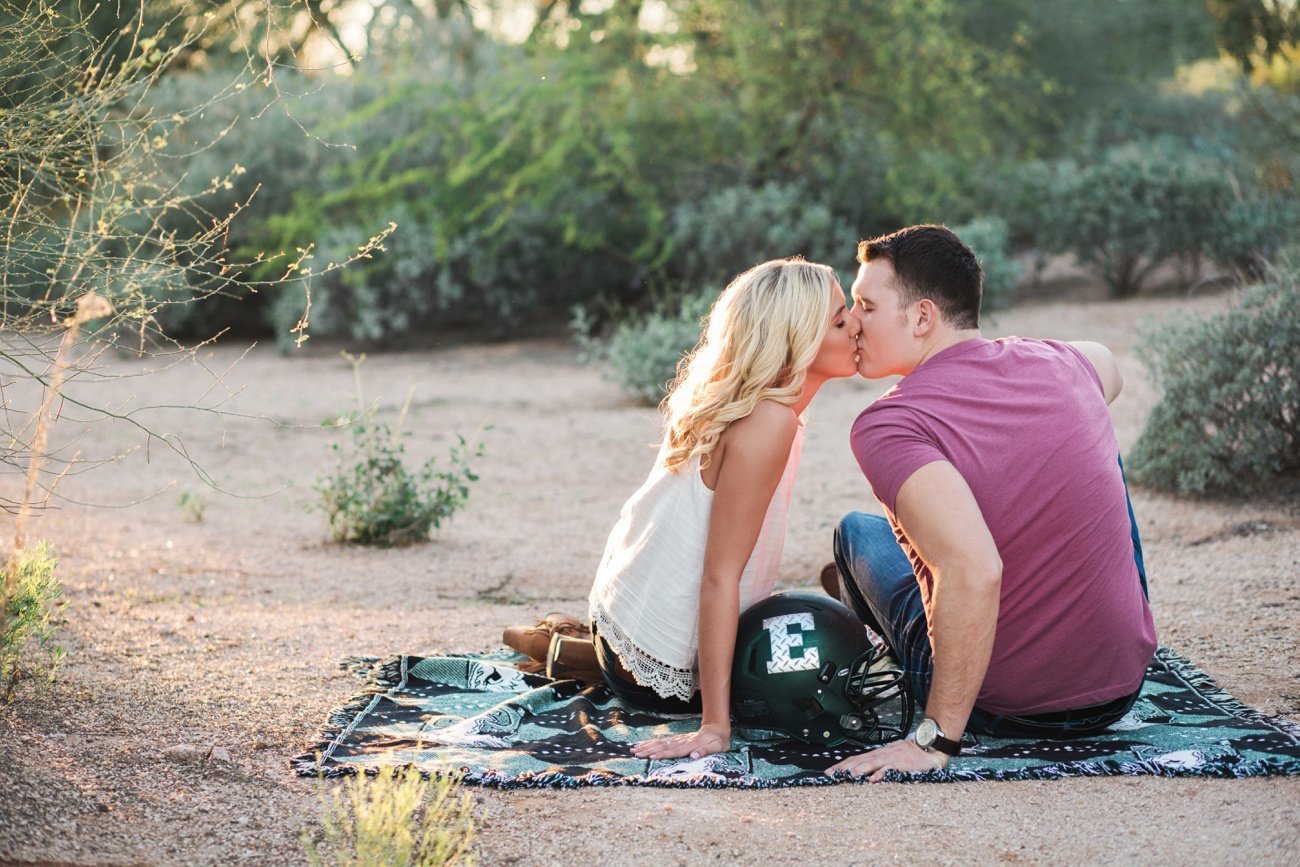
[588,425,804,702]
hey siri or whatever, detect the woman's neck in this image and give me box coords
[793,374,826,416]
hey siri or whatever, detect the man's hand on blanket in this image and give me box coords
[629,722,730,761]
[825,737,948,782]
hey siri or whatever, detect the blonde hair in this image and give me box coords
[660,257,837,472]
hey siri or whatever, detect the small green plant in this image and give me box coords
[302,769,477,867]
[317,420,484,547]
[1128,271,1300,496]
[316,355,485,547]
[178,488,207,523]
[575,292,712,405]
[1,542,67,703]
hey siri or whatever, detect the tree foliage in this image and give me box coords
[0,1,388,524]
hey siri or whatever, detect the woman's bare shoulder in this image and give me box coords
[723,400,798,450]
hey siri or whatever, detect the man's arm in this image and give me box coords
[1068,340,1123,405]
[827,460,1002,781]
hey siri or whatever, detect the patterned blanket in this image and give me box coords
[292,647,1300,787]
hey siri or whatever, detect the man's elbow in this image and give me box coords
[939,552,1002,599]
[967,552,1003,596]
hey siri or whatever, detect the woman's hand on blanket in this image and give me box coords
[629,722,731,761]
[825,737,948,782]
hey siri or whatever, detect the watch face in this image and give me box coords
[916,718,936,748]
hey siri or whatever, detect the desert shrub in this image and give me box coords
[988,159,1066,248]
[668,182,859,289]
[317,419,484,547]
[576,292,712,406]
[951,217,1022,312]
[1049,144,1234,296]
[316,355,485,547]
[1205,196,1300,280]
[1,543,66,703]
[302,769,477,867]
[1128,273,1300,496]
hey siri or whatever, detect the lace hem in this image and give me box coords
[591,605,698,702]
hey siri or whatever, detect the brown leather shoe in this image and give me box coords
[503,613,590,663]
[545,633,602,685]
[820,561,842,600]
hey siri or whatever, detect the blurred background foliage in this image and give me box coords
[4,0,1299,348]
[3,0,1298,500]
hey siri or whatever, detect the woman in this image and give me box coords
[586,256,862,760]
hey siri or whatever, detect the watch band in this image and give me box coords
[926,732,962,757]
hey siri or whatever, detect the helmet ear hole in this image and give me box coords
[795,695,823,718]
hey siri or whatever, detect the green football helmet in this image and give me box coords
[731,590,914,747]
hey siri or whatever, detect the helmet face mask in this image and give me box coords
[731,591,915,747]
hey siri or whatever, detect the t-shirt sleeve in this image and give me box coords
[850,405,947,515]
[1045,339,1104,396]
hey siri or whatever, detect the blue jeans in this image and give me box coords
[831,468,1147,739]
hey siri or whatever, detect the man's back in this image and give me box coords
[852,336,1157,715]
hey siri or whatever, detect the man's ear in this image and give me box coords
[913,298,941,337]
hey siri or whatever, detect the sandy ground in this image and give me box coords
[1,290,1297,865]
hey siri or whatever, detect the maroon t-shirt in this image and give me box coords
[851,337,1157,715]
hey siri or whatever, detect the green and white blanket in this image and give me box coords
[292,647,1300,786]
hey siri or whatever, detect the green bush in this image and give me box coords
[317,419,485,547]
[1048,143,1234,296]
[577,292,713,406]
[247,30,696,346]
[668,182,859,289]
[1205,196,1300,281]
[1128,273,1300,496]
[302,769,477,867]
[952,217,1022,312]
[316,356,485,546]
[2,542,66,703]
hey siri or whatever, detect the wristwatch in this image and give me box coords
[914,717,962,757]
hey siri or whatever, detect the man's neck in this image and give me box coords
[912,328,982,371]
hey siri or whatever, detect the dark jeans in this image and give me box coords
[592,624,702,715]
[830,462,1148,739]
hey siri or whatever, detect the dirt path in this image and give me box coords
[1,292,1297,865]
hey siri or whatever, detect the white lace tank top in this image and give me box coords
[587,426,804,702]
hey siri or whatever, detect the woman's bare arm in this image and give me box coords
[631,401,798,760]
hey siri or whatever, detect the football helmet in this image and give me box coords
[731,590,914,747]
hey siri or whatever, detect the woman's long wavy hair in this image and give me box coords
[660,257,837,472]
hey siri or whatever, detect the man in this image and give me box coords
[825,225,1156,781]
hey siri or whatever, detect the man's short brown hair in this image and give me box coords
[858,225,983,329]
